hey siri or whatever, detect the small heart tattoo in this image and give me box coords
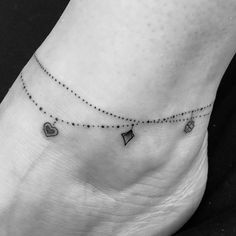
[43,122,59,137]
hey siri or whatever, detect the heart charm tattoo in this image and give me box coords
[43,122,59,137]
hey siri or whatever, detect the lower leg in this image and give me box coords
[1,0,236,235]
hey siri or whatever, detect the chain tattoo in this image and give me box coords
[20,57,213,146]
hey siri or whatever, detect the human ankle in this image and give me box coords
[0,1,219,234]
[18,55,211,149]
[11,58,209,197]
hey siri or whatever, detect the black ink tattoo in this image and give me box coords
[43,122,59,137]
[20,72,212,146]
[184,119,195,133]
[34,54,213,126]
[121,125,135,146]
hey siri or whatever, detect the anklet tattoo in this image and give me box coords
[34,54,212,126]
[20,71,212,146]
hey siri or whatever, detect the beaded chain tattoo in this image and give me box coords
[20,54,213,146]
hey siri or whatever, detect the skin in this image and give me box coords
[0,0,236,235]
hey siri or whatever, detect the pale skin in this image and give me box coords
[0,0,236,235]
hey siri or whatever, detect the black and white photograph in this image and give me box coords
[0,1,236,235]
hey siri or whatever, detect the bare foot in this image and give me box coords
[0,0,236,235]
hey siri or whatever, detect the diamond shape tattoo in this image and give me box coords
[121,129,135,146]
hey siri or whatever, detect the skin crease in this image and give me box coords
[0,0,236,235]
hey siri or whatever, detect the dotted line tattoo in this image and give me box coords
[34,54,213,126]
[20,72,212,146]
